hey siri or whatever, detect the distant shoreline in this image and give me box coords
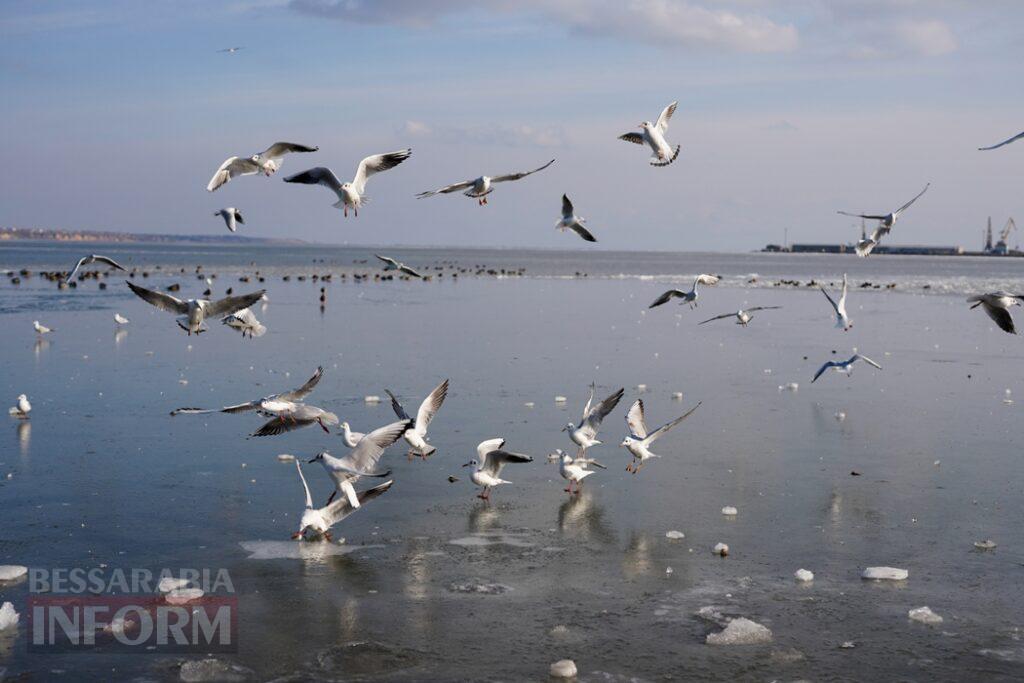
[0,227,305,246]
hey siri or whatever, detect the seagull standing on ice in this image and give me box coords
[221,307,266,338]
[618,101,681,167]
[292,460,393,542]
[126,281,264,335]
[838,184,930,257]
[462,438,533,500]
[375,254,423,278]
[821,274,852,331]
[385,379,449,458]
[308,419,410,507]
[557,449,606,495]
[966,292,1024,334]
[811,354,882,383]
[416,159,555,205]
[207,142,319,192]
[283,149,412,217]
[699,306,781,326]
[214,208,244,232]
[649,274,720,309]
[555,195,597,242]
[621,399,701,474]
[64,254,127,283]
[8,394,31,419]
[979,131,1024,151]
[340,422,365,447]
[563,385,624,456]
[33,321,53,335]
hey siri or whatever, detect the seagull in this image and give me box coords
[171,366,323,417]
[64,254,127,283]
[462,438,533,500]
[375,254,423,278]
[621,399,701,474]
[967,292,1024,334]
[563,385,624,456]
[557,449,606,495]
[8,394,31,419]
[811,353,882,383]
[416,159,555,205]
[307,419,409,507]
[221,307,266,338]
[699,306,781,326]
[218,46,244,53]
[207,142,319,192]
[340,421,366,448]
[292,460,392,542]
[979,131,1024,151]
[125,281,264,335]
[838,184,930,257]
[283,149,412,217]
[821,274,852,331]
[252,403,339,437]
[649,274,720,309]
[33,321,53,335]
[114,313,130,325]
[556,195,596,242]
[385,379,449,458]
[214,208,244,232]
[618,101,681,167]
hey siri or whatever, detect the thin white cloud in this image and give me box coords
[402,120,566,148]
[896,19,957,57]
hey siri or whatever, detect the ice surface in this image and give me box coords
[862,567,908,581]
[179,658,254,682]
[908,607,943,625]
[794,569,814,582]
[706,617,773,645]
[239,540,383,560]
[0,602,18,631]
[550,659,578,678]
[0,565,27,582]
[448,532,533,548]
[665,530,685,540]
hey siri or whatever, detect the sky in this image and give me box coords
[1,0,1022,251]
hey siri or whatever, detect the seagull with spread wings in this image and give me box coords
[821,274,852,330]
[283,149,412,217]
[386,379,449,458]
[292,460,393,542]
[811,353,882,383]
[618,101,681,167]
[170,366,324,417]
[207,142,319,191]
[308,419,410,507]
[221,307,266,339]
[125,281,264,335]
[64,254,127,284]
[562,385,624,456]
[621,399,701,473]
[838,184,930,256]
[699,306,781,326]
[214,208,244,232]
[967,292,1024,334]
[462,438,534,500]
[649,274,720,309]
[556,449,606,495]
[416,159,554,205]
[979,131,1024,151]
[375,254,423,278]
[555,194,596,242]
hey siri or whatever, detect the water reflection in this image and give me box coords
[622,531,654,578]
[115,328,128,346]
[17,420,31,457]
[33,337,50,358]
[557,492,616,545]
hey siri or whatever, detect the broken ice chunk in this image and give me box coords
[721,506,738,516]
[706,617,773,645]
[861,567,907,581]
[908,606,943,625]
[794,569,814,582]
[0,602,18,630]
[665,530,685,540]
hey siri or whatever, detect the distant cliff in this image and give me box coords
[0,227,305,245]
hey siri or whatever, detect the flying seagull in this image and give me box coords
[8,394,31,419]
[621,399,701,473]
[214,208,244,232]
[171,366,323,416]
[821,274,852,331]
[967,292,1024,334]
[811,354,882,383]
[33,321,53,335]
[699,306,781,326]
[563,385,624,456]
[64,254,127,283]
[385,379,449,458]
[251,403,339,437]
[125,281,264,335]
[416,159,555,205]
[218,46,244,53]
[555,194,596,242]
[375,254,423,278]
[838,184,930,256]
[979,131,1024,151]
[207,142,318,192]
[462,438,533,500]
[649,274,720,309]
[307,419,410,507]
[221,307,266,338]
[556,449,606,495]
[283,149,412,217]
[618,101,681,167]
[292,460,392,542]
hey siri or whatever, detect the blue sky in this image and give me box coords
[2,1,1022,250]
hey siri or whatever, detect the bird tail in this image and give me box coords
[420,444,437,457]
[650,145,681,167]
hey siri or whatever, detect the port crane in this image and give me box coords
[985,217,1016,254]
